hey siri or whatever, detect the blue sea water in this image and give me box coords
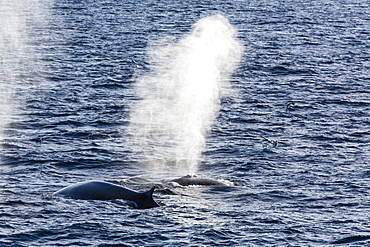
[1,0,370,246]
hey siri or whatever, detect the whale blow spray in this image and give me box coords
[128,14,243,176]
[0,0,51,151]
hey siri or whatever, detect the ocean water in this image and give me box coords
[1,0,370,246]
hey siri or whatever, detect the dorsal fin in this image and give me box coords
[144,186,156,197]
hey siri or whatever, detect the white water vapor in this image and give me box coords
[128,14,243,176]
[0,0,52,150]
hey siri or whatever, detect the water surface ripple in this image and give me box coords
[1,0,370,246]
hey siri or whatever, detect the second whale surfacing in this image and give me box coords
[171,175,233,186]
[54,180,159,209]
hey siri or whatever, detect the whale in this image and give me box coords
[54,180,159,209]
[171,175,232,186]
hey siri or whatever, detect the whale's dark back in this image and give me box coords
[172,175,229,186]
[55,181,159,209]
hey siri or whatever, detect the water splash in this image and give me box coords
[128,14,243,177]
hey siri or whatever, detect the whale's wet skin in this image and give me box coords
[54,181,159,209]
[1,0,370,246]
[171,175,233,186]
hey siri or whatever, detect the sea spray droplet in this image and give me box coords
[128,14,243,177]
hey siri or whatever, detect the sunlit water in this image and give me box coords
[1,0,370,246]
